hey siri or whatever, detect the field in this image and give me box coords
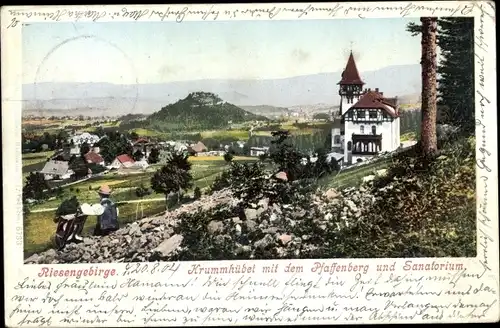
[22,150,54,167]
[200,129,249,140]
[23,156,257,257]
[319,156,393,190]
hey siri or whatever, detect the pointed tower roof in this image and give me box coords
[338,51,365,85]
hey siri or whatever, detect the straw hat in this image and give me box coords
[98,185,112,195]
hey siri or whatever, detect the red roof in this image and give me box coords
[338,52,365,85]
[116,154,135,164]
[134,138,149,145]
[84,151,104,164]
[344,90,399,117]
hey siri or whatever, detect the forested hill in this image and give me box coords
[146,92,268,131]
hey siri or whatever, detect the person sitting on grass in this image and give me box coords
[93,184,120,236]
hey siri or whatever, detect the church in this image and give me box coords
[331,51,401,165]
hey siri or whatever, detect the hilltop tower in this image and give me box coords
[338,51,365,116]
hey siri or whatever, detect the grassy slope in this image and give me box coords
[23,157,257,256]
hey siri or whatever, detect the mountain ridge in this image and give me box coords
[22,64,421,116]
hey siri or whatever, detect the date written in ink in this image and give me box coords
[122,262,180,277]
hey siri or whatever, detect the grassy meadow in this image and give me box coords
[23,156,257,257]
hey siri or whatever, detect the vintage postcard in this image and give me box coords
[2,1,498,326]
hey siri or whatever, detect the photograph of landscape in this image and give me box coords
[21,17,476,264]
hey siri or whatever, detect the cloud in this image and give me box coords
[158,64,181,78]
[291,48,310,62]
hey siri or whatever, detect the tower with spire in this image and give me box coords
[338,50,365,116]
[330,49,401,166]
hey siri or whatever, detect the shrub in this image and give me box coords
[56,196,80,217]
[194,187,202,199]
[223,152,234,163]
[312,136,477,258]
[169,205,242,261]
[135,184,151,198]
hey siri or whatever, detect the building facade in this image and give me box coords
[332,52,401,165]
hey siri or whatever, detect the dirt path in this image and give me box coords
[30,197,167,213]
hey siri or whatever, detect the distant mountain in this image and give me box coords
[240,105,291,117]
[22,64,421,117]
[141,92,267,131]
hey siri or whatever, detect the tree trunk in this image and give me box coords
[420,17,438,156]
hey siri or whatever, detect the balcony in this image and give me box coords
[352,133,382,140]
[351,133,382,155]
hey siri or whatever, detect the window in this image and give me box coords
[357,110,365,119]
[334,136,341,144]
[347,111,353,119]
[360,126,365,134]
[369,111,378,119]
[347,141,352,151]
[372,126,377,135]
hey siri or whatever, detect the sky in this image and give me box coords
[22,18,421,85]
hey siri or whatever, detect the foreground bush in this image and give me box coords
[172,136,476,260]
[307,137,477,258]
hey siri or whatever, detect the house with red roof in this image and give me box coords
[332,51,401,165]
[110,154,135,169]
[84,151,105,166]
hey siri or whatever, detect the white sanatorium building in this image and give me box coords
[331,52,401,165]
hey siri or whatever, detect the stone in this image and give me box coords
[291,209,306,219]
[275,171,288,181]
[324,188,339,200]
[207,220,224,234]
[24,253,40,264]
[278,234,292,246]
[257,198,270,211]
[44,249,57,260]
[346,200,357,212]
[141,223,153,231]
[376,169,388,177]
[324,212,333,221]
[232,217,243,224]
[154,234,184,258]
[272,203,282,214]
[129,222,140,234]
[235,245,252,255]
[263,227,278,234]
[276,247,287,257]
[244,220,257,232]
[254,234,275,250]
[235,224,242,235]
[244,208,259,221]
[269,213,279,223]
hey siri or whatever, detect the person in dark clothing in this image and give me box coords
[93,185,120,236]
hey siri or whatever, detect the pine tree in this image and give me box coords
[420,17,438,156]
[437,18,475,132]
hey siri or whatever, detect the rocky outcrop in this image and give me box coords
[25,189,236,264]
[25,176,385,264]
